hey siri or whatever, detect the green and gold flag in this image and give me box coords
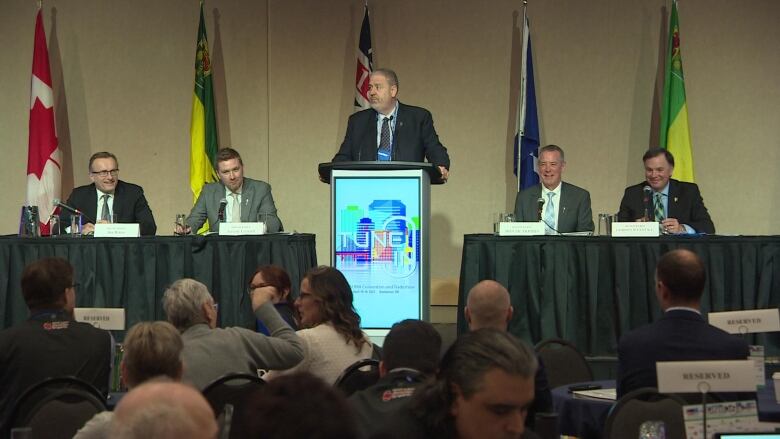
[189,2,218,232]
[660,0,694,182]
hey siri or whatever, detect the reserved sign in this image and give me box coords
[657,359,756,393]
[74,308,126,330]
[499,221,545,236]
[708,308,780,334]
[612,221,660,237]
[94,223,140,238]
[219,222,266,236]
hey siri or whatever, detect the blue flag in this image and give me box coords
[513,15,540,190]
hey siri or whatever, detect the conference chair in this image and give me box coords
[202,373,265,439]
[534,338,593,389]
[603,387,687,439]
[334,358,381,397]
[7,376,108,439]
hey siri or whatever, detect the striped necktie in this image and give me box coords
[544,192,556,234]
[654,193,665,222]
[378,116,393,161]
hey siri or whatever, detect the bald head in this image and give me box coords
[465,280,513,331]
[112,381,217,439]
[656,248,706,309]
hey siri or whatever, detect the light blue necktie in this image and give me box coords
[544,192,556,235]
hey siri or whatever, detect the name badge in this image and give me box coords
[611,221,660,237]
[708,308,780,334]
[219,222,266,236]
[74,308,126,330]
[94,223,140,238]
[499,222,545,236]
[656,359,756,393]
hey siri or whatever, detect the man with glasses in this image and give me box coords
[183,147,283,234]
[61,151,157,235]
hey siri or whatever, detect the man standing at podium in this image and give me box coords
[332,68,451,181]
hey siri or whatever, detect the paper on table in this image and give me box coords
[572,388,617,401]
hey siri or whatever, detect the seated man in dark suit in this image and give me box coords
[348,319,441,438]
[332,68,451,182]
[465,280,553,430]
[184,147,283,234]
[617,148,714,234]
[61,151,157,236]
[0,257,112,435]
[513,145,594,234]
[616,249,749,397]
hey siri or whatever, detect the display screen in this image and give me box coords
[334,176,422,329]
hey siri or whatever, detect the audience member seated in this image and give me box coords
[244,372,359,439]
[373,328,540,439]
[110,380,217,439]
[465,280,553,428]
[74,321,184,439]
[265,266,374,384]
[0,257,112,436]
[349,319,441,438]
[163,278,303,389]
[617,249,750,397]
[250,265,298,334]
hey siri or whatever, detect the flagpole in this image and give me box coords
[516,0,528,192]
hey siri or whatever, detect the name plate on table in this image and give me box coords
[94,223,140,238]
[657,360,756,393]
[708,309,780,334]
[612,221,660,237]
[499,221,545,236]
[219,222,266,236]
[74,308,126,330]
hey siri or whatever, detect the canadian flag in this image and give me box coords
[26,9,61,235]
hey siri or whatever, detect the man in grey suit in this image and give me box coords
[513,144,594,233]
[184,147,283,233]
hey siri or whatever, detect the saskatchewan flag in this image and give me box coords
[659,0,694,182]
[190,3,218,227]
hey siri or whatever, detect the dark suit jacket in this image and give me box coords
[513,182,594,232]
[617,179,715,234]
[332,102,450,168]
[63,181,157,236]
[616,309,750,398]
[186,177,283,233]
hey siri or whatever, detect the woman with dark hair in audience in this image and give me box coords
[264,265,373,384]
[250,265,298,334]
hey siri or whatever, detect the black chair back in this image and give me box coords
[8,376,107,439]
[334,358,381,397]
[604,387,687,439]
[202,373,265,439]
[534,338,593,389]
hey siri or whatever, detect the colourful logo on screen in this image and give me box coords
[336,200,420,278]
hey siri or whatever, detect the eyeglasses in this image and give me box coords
[211,302,219,313]
[91,169,119,177]
[70,282,80,290]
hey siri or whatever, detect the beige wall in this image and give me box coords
[2,0,779,304]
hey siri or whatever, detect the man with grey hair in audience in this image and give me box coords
[74,321,185,438]
[111,380,217,439]
[163,278,303,388]
[464,280,553,432]
[375,328,540,439]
